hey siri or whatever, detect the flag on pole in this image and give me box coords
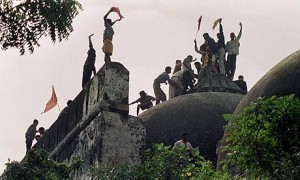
[194,15,202,40]
[212,18,222,30]
[197,16,202,31]
[42,85,58,113]
[111,7,124,19]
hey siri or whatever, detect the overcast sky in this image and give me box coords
[0,0,300,172]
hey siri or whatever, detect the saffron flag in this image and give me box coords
[42,85,58,113]
[111,7,124,19]
[197,16,202,31]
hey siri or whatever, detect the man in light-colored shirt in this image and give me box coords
[226,22,242,79]
[169,70,184,99]
[172,132,193,152]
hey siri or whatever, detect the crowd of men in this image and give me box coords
[130,18,247,115]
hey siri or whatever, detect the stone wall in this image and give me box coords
[34,62,145,178]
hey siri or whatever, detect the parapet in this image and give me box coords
[34,62,145,178]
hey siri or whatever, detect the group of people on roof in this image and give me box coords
[130,18,247,116]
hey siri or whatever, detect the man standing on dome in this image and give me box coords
[202,33,218,73]
[215,18,226,75]
[226,22,242,79]
[153,66,181,105]
[233,75,248,94]
[182,55,196,94]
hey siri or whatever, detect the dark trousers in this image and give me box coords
[82,67,93,88]
[183,71,194,94]
[198,66,213,91]
[26,138,33,152]
[226,54,237,79]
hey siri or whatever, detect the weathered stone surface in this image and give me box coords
[34,62,145,179]
[71,113,145,179]
[139,92,244,165]
[217,50,300,170]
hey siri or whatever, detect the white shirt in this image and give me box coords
[226,30,242,55]
[172,140,193,151]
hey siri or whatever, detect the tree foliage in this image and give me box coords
[0,149,82,180]
[223,94,300,179]
[0,0,82,55]
[91,143,230,180]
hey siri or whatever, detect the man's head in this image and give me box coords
[33,119,38,126]
[165,66,172,74]
[187,55,193,61]
[238,75,244,80]
[203,33,210,41]
[217,33,221,39]
[175,60,182,65]
[38,127,45,135]
[230,32,236,40]
[139,91,147,97]
[67,100,72,107]
[106,19,113,26]
[194,62,201,69]
[181,132,189,142]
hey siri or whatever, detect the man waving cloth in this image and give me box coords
[102,7,123,63]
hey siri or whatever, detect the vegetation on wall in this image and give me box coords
[91,143,230,180]
[0,149,81,180]
[223,94,300,179]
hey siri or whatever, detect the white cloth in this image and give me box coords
[169,71,184,99]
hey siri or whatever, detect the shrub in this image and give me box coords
[223,94,300,179]
[91,143,230,180]
[1,149,81,180]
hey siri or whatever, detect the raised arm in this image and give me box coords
[88,34,94,48]
[236,22,242,41]
[194,40,202,54]
[103,8,113,24]
[219,22,223,34]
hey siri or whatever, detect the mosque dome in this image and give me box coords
[139,91,244,164]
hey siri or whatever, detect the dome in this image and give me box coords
[139,92,244,164]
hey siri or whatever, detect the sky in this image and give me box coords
[0,0,300,172]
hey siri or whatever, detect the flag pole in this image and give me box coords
[194,30,199,41]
